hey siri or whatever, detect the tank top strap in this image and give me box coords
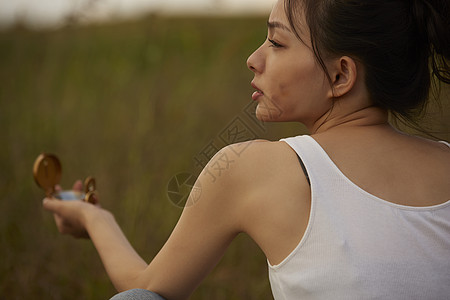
[280,135,341,187]
[439,140,450,148]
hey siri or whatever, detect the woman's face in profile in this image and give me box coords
[247,0,332,127]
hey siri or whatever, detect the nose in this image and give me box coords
[247,45,264,74]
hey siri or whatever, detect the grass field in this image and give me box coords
[0,15,449,299]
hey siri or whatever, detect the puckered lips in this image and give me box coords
[251,81,264,101]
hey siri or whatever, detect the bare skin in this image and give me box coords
[42,0,450,299]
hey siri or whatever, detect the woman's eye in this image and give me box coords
[268,38,283,48]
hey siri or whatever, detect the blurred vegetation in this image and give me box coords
[0,15,448,300]
[0,15,305,299]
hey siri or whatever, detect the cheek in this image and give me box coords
[270,63,330,119]
[272,66,313,104]
[276,58,320,95]
[285,62,327,100]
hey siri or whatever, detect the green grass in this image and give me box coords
[0,16,304,300]
[0,15,448,299]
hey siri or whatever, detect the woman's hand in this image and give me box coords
[42,180,100,239]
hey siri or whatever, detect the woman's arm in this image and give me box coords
[43,198,149,290]
[43,143,254,299]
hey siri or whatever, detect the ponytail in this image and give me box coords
[411,0,450,84]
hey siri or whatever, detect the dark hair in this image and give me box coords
[284,0,450,123]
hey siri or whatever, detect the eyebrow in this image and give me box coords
[267,21,292,33]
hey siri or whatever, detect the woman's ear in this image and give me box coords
[327,56,357,98]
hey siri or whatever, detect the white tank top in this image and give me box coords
[269,135,450,300]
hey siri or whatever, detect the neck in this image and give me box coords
[309,103,389,134]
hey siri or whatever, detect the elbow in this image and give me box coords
[113,269,149,293]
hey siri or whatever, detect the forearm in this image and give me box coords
[84,206,148,291]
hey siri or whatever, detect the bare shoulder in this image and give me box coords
[205,139,305,184]
[197,139,298,199]
[415,136,450,156]
[203,140,311,264]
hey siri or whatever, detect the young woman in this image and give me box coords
[43,0,450,299]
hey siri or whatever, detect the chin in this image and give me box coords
[255,100,284,122]
[256,113,277,122]
[256,110,276,122]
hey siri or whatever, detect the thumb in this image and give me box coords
[42,197,62,213]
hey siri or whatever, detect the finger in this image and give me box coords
[53,210,90,239]
[55,185,62,192]
[42,197,62,213]
[89,193,100,205]
[73,180,83,192]
[53,214,66,232]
